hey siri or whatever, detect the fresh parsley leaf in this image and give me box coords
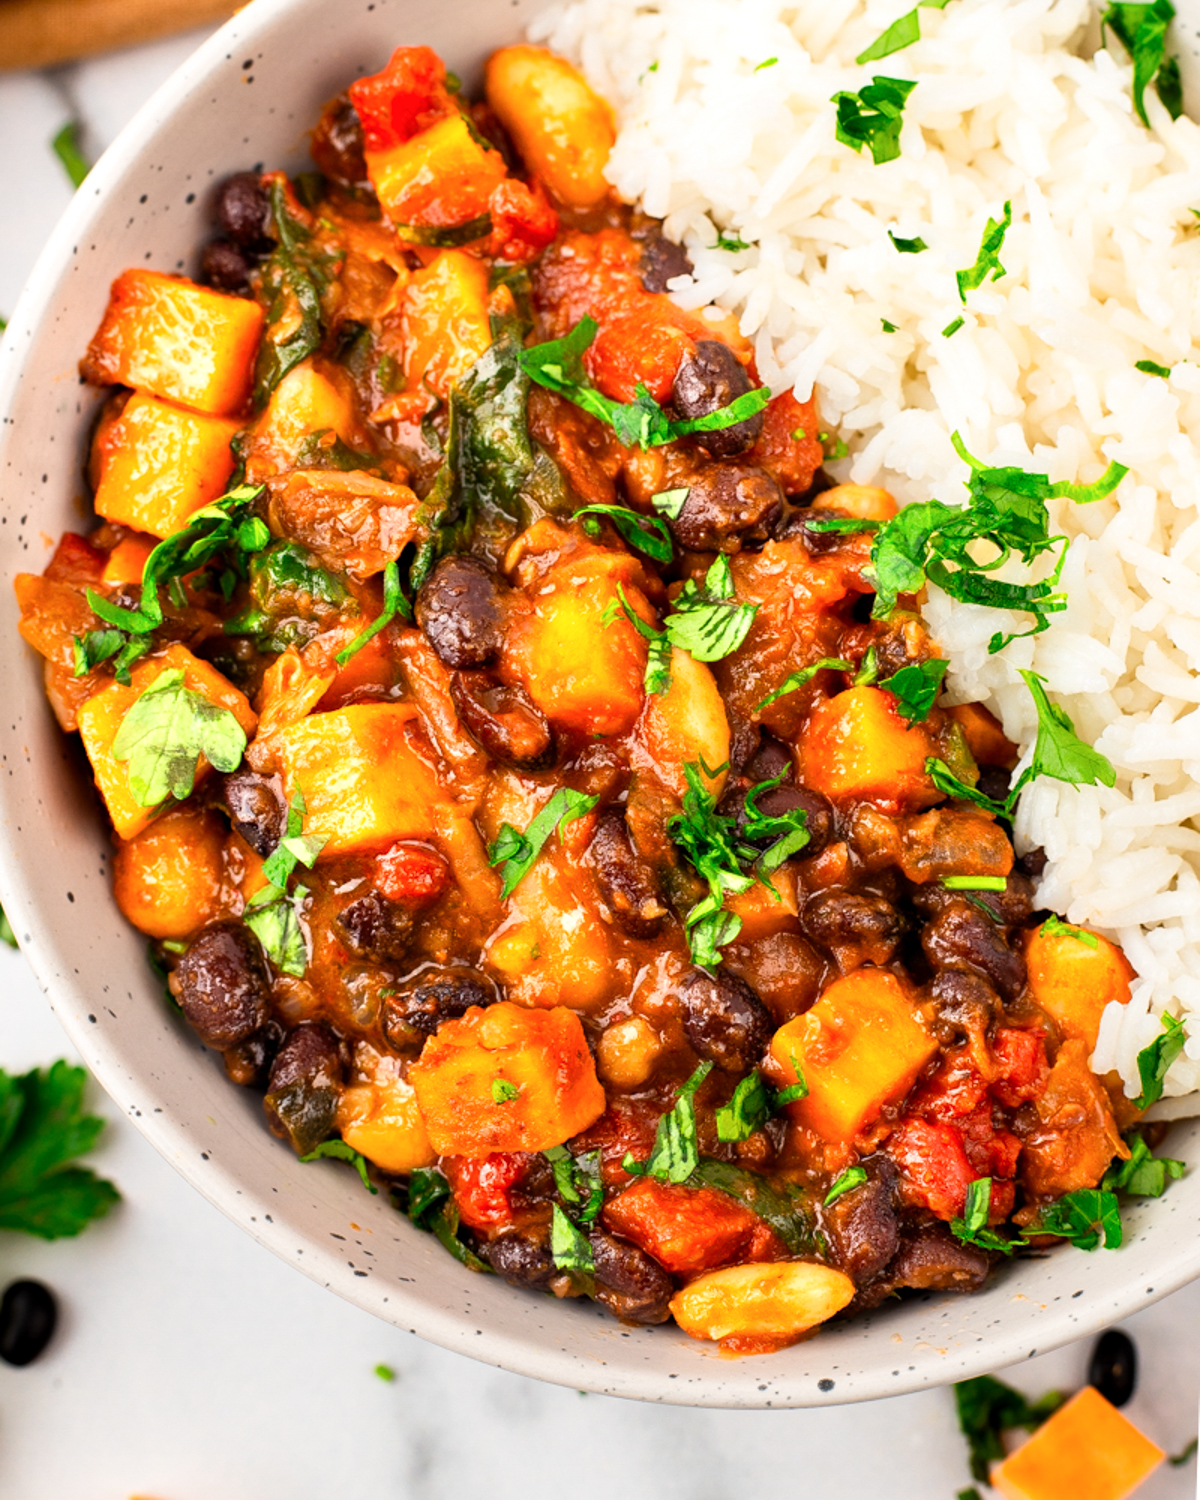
[943,316,965,338]
[755,56,779,71]
[802,516,881,535]
[518,317,770,450]
[335,558,410,667]
[1136,358,1172,377]
[607,584,674,695]
[403,1165,490,1272]
[574,503,674,562]
[1103,1129,1186,1197]
[1133,1012,1186,1109]
[1102,0,1182,126]
[254,177,341,407]
[1035,914,1095,951]
[375,1364,396,1381]
[776,1055,809,1105]
[489,787,599,900]
[824,1165,869,1205]
[665,554,757,663]
[72,628,150,685]
[954,1376,1066,1484]
[669,762,752,965]
[299,1138,377,1194]
[879,657,947,723]
[623,1062,712,1184]
[950,1176,1016,1254]
[957,201,1013,301]
[756,657,852,711]
[491,1079,521,1103]
[112,668,246,808]
[715,1072,778,1142]
[943,875,1008,891]
[0,906,16,949]
[888,230,927,253]
[1019,669,1116,791]
[244,883,310,978]
[651,487,690,520]
[51,121,91,188]
[689,1159,816,1255]
[833,76,917,165]
[957,1490,985,1500]
[550,1202,595,1273]
[0,1062,119,1239]
[712,233,751,252]
[260,790,327,888]
[741,774,811,875]
[1028,1187,1123,1251]
[857,8,921,64]
[881,318,899,332]
[544,1145,603,1222]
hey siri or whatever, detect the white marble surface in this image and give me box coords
[0,19,1197,1499]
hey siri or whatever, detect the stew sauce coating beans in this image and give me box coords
[16,38,1146,1355]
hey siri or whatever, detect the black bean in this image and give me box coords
[722,782,833,858]
[222,1019,285,1089]
[485,1227,557,1290]
[335,890,414,964]
[667,465,782,552]
[589,1228,674,1324]
[671,341,765,458]
[0,1281,57,1367]
[200,239,253,295]
[1018,846,1048,879]
[381,968,495,1047]
[822,1156,899,1284]
[450,671,555,771]
[589,811,668,939]
[976,766,1013,803]
[311,96,369,192]
[172,922,270,1049]
[214,171,270,246]
[1089,1329,1137,1408]
[265,1022,342,1155]
[928,970,1000,1042]
[415,556,505,669]
[223,770,287,857]
[638,235,694,293]
[743,732,793,787]
[922,899,1027,1003]
[803,890,902,970]
[677,968,772,1073]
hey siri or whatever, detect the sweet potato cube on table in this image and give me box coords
[92,394,240,539]
[81,270,263,416]
[801,685,936,812]
[771,969,937,1142]
[368,112,507,228]
[409,1002,606,1156]
[272,703,442,857]
[1026,923,1134,1052]
[76,644,257,841]
[993,1386,1163,1500]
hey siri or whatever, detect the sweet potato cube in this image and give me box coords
[800,685,936,811]
[252,361,360,467]
[409,1002,606,1156]
[92,394,240,539]
[81,269,263,415]
[337,1075,436,1175]
[272,703,442,857]
[368,112,507,228]
[771,969,937,1142]
[101,533,157,587]
[993,1387,1163,1500]
[77,644,257,840]
[947,700,1018,767]
[112,806,227,940]
[634,647,730,800]
[395,250,491,416]
[1026,923,1134,1052]
[602,1178,759,1274]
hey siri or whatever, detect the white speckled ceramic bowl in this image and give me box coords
[4,0,1200,1408]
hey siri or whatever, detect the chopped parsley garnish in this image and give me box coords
[51,120,91,188]
[802,516,882,535]
[404,1166,489,1272]
[824,1165,869,1205]
[544,1145,603,1223]
[942,316,965,338]
[954,1375,1066,1485]
[950,1177,1017,1254]
[488,787,599,900]
[881,318,898,331]
[72,627,150,685]
[832,76,917,165]
[888,230,927,253]
[375,1364,396,1382]
[1135,358,1172,377]
[666,555,758,662]
[1041,913,1099,949]
[943,875,1007,891]
[607,585,674,695]
[623,1062,713,1184]
[756,658,853,713]
[491,1079,521,1104]
[299,1139,377,1194]
[856,0,955,64]
[1133,1012,1186,1109]
[244,883,310,978]
[754,56,778,71]
[956,201,1012,301]
[1103,1129,1185,1197]
[712,233,752,252]
[518,317,770,450]
[1170,1438,1199,1467]
[260,790,327,889]
[714,1069,806,1142]
[0,1061,120,1238]
[573,503,673,562]
[1102,0,1183,126]
[879,657,947,722]
[550,1203,595,1273]
[0,905,16,949]
[651,487,690,520]
[1029,1187,1123,1251]
[335,558,410,667]
[112,668,247,809]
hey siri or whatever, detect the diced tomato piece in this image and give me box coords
[745,390,823,496]
[958,1102,1022,1183]
[886,1117,976,1221]
[570,1100,660,1187]
[45,532,105,586]
[374,841,451,905]
[488,178,560,265]
[602,1177,764,1274]
[441,1151,528,1231]
[991,1027,1050,1108]
[910,1046,989,1123]
[585,308,694,405]
[348,46,455,153]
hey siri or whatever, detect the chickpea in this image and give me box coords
[809,484,897,523]
[597,1016,663,1089]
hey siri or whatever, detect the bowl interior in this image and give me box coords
[2,0,1199,1408]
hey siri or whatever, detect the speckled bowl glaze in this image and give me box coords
[4,0,1200,1409]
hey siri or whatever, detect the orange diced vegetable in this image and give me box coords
[947,700,1019,767]
[367,112,507,229]
[112,806,227,940]
[1026,922,1134,1051]
[771,969,938,1142]
[386,250,491,421]
[92,394,240,539]
[76,644,257,841]
[669,1262,855,1345]
[81,269,263,416]
[801,685,936,811]
[808,484,898,523]
[633,647,729,800]
[272,703,443,857]
[100,533,156,587]
[336,1047,436,1175]
[586,308,694,404]
[251,360,361,470]
[485,46,616,210]
[993,1386,1163,1500]
[602,1178,762,1274]
[409,1002,606,1156]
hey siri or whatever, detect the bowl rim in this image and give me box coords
[3,0,1200,1410]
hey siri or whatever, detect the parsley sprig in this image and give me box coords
[488,787,599,900]
[573,503,673,563]
[334,558,411,668]
[956,201,1012,301]
[1132,1012,1186,1109]
[1102,0,1183,126]
[832,76,916,165]
[112,668,247,808]
[72,627,149,686]
[856,0,954,64]
[1103,1128,1185,1197]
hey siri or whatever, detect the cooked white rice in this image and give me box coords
[529,0,1200,1103]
